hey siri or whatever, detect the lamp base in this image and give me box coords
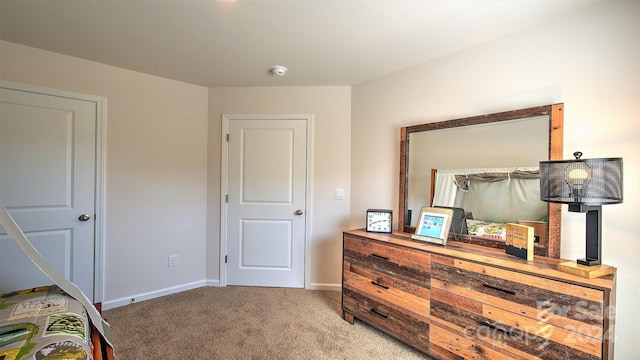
[577,257,601,266]
[557,261,616,279]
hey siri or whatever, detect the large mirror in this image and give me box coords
[398,104,564,258]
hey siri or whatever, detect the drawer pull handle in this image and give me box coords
[371,281,389,290]
[371,253,389,261]
[482,283,516,295]
[371,308,388,319]
[481,321,516,337]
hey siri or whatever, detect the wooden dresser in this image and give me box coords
[342,229,616,359]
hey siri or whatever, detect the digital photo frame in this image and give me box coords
[411,206,454,245]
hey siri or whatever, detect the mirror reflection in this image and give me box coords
[408,117,548,226]
[398,104,563,258]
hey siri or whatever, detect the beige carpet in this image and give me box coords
[103,286,431,359]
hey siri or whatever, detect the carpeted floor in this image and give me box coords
[103,286,431,359]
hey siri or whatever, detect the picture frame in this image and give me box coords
[411,206,454,245]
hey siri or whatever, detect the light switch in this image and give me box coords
[335,188,344,200]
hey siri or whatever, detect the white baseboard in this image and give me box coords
[102,280,206,310]
[205,279,221,287]
[308,283,341,291]
[102,280,339,310]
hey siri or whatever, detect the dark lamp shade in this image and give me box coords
[540,157,623,205]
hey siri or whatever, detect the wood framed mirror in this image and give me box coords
[398,103,564,258]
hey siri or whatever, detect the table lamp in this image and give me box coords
[539,151,623,278]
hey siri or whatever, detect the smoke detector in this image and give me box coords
[270,65,288,76]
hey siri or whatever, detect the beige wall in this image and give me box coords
[207,87,351,288]
[0,40,210,305]
[352,1,639,357]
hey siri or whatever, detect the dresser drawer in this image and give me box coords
[343,288,429,353]
[345,260,430,300]
[430,323,529,360]
[343,234,431,288]
[431,255,605,334]
[430,288,602,360]
[343,270,430,320]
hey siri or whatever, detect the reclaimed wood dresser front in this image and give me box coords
[342,229,616,359]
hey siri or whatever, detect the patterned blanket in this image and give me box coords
[466,219,507,240]
[0,285,92,360]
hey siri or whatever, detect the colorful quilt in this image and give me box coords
[0,285,93,360]
[466,219,507,240]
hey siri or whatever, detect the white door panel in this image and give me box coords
[225,117,307,288]
[241,219,291,267]
[0,88,96,300]
[241,128,294,203]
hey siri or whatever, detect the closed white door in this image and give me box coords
[0,87,97,301]
[224,116,308,288]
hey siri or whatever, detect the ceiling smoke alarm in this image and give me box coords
[270,65,287,76]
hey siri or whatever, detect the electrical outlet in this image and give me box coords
[168,255,179,267]
[130,298,136,304]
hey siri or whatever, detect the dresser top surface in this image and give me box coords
[344,228,615,290]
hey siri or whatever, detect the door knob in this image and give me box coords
[78,214,92,221]
[295,210,303,216]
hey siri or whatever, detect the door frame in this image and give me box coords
[220,114,314,288]
[0,80,107,302]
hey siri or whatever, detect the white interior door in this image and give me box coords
[0,87,97,301]
[224,116,308,288]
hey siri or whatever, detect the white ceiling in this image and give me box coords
[0,0,603,87]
